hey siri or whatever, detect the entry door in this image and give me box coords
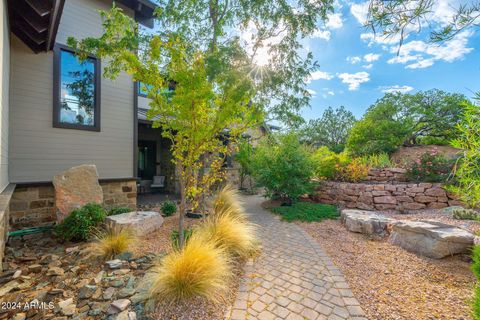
[138,140,156,180]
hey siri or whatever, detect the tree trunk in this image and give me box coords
[177,162,186,248]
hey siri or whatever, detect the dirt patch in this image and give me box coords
[391,145,461,167]
[298,219,475,320]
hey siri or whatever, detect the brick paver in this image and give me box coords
[226,195,367,320]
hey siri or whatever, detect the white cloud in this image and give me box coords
[347,56,361,64]
[326,12,343,29]
[338,72,370,91]
[364,53,380,62]
[388,30,474,69]
[363,63,373,69]
[311,29,331,41]
[360,32,404,46]
[380,85,414,93]
[350,1,369,25]
[327,91,335,96]
[307,70,333,83]
[307,89,317,96]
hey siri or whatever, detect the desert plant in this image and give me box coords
[161,201,177,217]
[108,207,132,216]
[406,151,454,182]
[452,208,479,221]
[55,203,106,241]
[251,133,314,203]
[92,225,135,259]
[149,236,231,302]
[195,208,257,259]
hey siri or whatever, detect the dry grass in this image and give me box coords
[91,225,135,259]
[195,208,258,260]
[149,236,232,303]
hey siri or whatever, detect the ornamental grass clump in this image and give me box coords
[195,208,258,260]
[92,225,135,259]
[149,235,231,302]
[213,185,246,220]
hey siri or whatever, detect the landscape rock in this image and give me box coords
[56,298,76,316]
[116,310,137,320]
[47,267,65,276]
[341,209,394,236]
[108,299,131,314]
[53,164,103,222]
[106,259,124,269]
[28,264,42,273]
[78,285,97,299]
[389,220,474,259]
[106,211,164,236]
[103,287,116,300]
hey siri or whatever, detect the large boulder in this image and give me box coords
[106,211,164,236]
[341,209,394,236]
[389,220,474,259]
[53,165,103,222]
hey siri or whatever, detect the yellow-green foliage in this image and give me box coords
[213,185,246,220]
[195,208,258,259]
[92,225,135,259]
[149,236,231,302]
[312,147,369,182]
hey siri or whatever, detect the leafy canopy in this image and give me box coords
[346,89,468,156]
[300,106,356,153]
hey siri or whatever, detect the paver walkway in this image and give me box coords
[227,195,367,320]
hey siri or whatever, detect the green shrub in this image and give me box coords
[406,151,454,182]
[251,133,314,203]
[108,207,132,216]
[161,201,177,216]
[171,228,194,250]
[55,203,106,241]
[312,147,346,179]
[312,148,369,182]
[271,202,339,222]
[452,208,479,220]
[448,100,480,208]
[359,153,392,169]
[472,246,480,320]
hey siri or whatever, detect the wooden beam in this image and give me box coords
[12,1,49,33]
[25,0,51,18]
[46,0,65,51]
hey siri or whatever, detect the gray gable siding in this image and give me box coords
[9,0,135,183]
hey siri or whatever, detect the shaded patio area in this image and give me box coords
[137,192,180,206]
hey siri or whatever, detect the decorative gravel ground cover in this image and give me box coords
[299,219,475,320]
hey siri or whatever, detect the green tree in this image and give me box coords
[448,99,480,208]
[364,0,480,46]
[235,139,255,192]
[346,90,467,156]
[251,133,314,203]
[301,106,356,153]
[68,0,335,246]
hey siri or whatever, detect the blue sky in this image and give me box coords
[300,0,480,120]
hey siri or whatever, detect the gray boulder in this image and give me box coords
[106,211,164,236]
[341,209,394,236]
[389,220,474,259]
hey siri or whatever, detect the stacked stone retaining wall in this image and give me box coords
[314,181,462,212]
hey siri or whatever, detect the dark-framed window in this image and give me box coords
[53,43,101,131]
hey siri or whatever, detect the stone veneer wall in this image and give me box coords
[9,180,137,230]
[0,184,15,272]
[314,181,462,212]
